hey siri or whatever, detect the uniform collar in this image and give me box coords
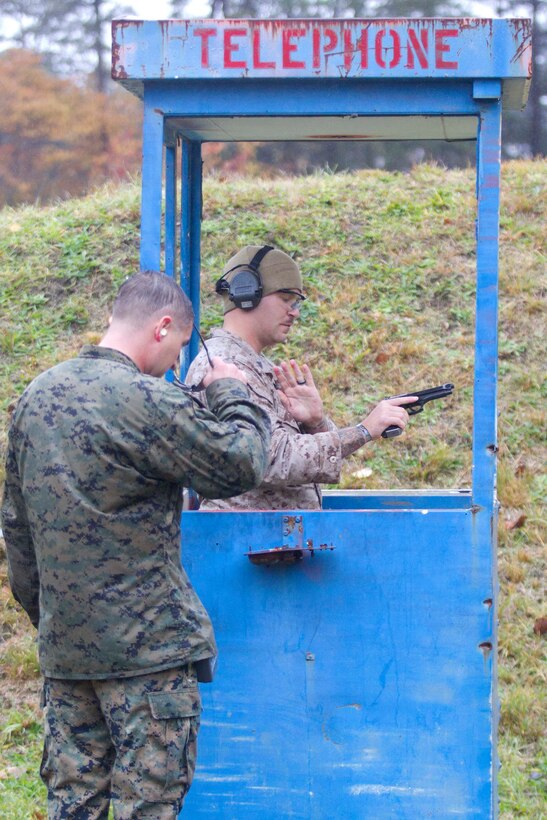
[209,329,276,376]
[79,345,141,372]
[210,328,257,356]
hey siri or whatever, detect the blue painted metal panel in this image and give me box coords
[147,79,484,117]
[140,95,163,272]
[180,140,203,373]
[180,140,191,374]
[472,94,502,511]
[180,504,495,817]
[189,141,202,366]
[180,140,191,292]
[165,142,177,279]
[322,489,472,511]
[469,96,502,815]
[112,19,530,89]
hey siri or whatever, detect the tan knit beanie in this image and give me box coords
[218,245,303,313]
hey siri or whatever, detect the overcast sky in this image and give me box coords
[128,1,210,18]
[126,1,504,18]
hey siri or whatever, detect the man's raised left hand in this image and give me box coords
[273,360,325,428]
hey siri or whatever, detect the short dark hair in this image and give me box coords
[112,271,193,328]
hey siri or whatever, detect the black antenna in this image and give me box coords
[194,324,214,368]
[171,326,214,394]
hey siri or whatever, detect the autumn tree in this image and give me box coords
[0,49,142,207]
[0,0,135,92]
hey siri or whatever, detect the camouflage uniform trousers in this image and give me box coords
[40,665,201,819]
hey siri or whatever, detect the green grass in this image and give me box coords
[0,161,545,817]
[0,709,46,819]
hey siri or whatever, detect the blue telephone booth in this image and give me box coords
[112,18,531,818]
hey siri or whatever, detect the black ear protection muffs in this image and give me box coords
[215,245,274,310]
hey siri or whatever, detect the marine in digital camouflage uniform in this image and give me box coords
[186,245,415,511]
[1,271,270,819]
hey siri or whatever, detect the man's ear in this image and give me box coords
[153,315,172,342]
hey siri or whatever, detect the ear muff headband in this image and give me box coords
[215,245,274,310]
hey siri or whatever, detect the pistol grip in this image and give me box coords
[382,425,403,438]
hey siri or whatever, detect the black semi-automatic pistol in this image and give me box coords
[382,383,454,438]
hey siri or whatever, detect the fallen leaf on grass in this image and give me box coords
[505,513,526,530]
[374,352,390,364]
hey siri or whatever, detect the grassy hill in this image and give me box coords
[0,161,545,817]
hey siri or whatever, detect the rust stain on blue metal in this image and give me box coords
[111,18,532,84]
[510,19,533,69]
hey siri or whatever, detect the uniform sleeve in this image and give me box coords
[264,428,341,486]
[1,433,40,627]
[324,416,339,433]
[137,378,271,499]
[185,354,209,391]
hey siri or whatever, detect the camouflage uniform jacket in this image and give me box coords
[186,329,342,510]
[1,345,270,679]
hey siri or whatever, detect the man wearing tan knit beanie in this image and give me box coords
[186,245,415,510]
[217,244,304,315]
